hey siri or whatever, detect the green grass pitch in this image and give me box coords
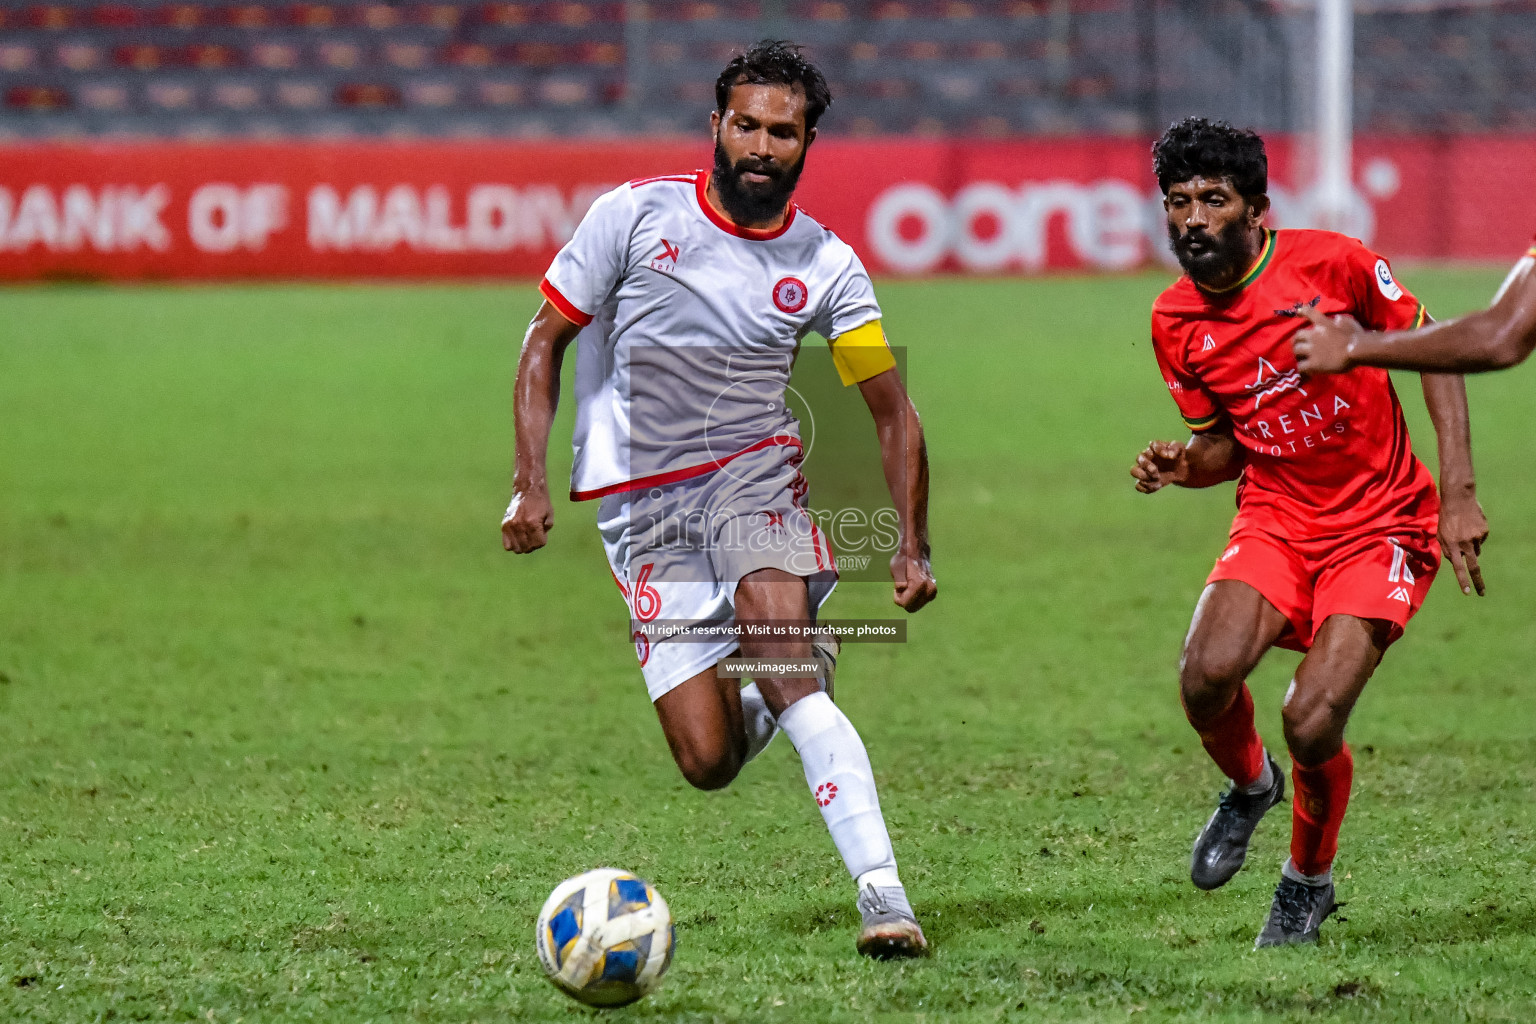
[2,270,1533,1023]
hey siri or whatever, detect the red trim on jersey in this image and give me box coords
[570,434,803,501]
[539,278,593,327]
[694,171,798,240]
[789,464,839,580]
[629,173,699,189]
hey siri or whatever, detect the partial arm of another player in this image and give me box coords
[856,366,937,614]
[1131,424,1244,494]
[1419,371,1489,596]
[502,302,583,554]
[1293,256,1536,374]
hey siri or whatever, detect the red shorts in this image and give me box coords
[1206,519,1440,652]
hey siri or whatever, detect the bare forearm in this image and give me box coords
[513,306,578,493]
[513,363,558,493]
[1352,262,1536,373]
[858,369,930,556]
[878,401,930,556]
[1420,372,1477,499]
[1350,311,1534,373]
[1179,431,1244,488]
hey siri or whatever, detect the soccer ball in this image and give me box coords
[534,867,675,1008]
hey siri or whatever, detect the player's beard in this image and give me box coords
[1169,221,1252,287]
[712,137,806,227]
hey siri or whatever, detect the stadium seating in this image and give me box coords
[0,0,1531,139]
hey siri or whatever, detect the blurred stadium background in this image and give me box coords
[2,0,1535,281]
[2,0,1535,140]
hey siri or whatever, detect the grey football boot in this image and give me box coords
[1191,751,1286,890]
[856,884,929,959]
[1254,874,1341,948]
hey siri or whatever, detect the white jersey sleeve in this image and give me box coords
[807,242,882,340]
[540,183,637,324]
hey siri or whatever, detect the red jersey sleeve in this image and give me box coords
[1151,314,1223,432]
[1337,238,1427,332]
[1527,233,1536,258]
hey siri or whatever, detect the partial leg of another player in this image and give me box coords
[1255,613,1385,948]
[1179,580,1291,891]
[735,567,927,959]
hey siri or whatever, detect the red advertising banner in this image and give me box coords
[1,135,1531,281]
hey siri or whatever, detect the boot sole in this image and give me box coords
[857,923,929,960]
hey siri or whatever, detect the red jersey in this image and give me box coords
[1152,228,1437,541]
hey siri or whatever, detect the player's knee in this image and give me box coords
[672,739,741,791]
[1178,645,1247,722]
[1281,694,1347,766]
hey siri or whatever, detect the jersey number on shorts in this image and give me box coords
[631,562,662,623]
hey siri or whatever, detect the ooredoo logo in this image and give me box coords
[773,276,808,313]
[815,782,837,806]
[862,176,1391,275]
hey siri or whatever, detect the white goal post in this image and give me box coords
[1314,0,1355,231]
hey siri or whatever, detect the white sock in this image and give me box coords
[1239,750,1275,795]
[1282,857,1333,888]
[776,691,898,885]
[857,867,902,890]
[738,682,778,764]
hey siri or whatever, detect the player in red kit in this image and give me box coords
[1130,119,1488,948]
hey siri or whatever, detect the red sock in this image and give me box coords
[1290,744,1354,877]
[1187,683,1265,788]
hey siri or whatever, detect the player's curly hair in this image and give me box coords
[1152,117,1268,199]
[715,40,832,132]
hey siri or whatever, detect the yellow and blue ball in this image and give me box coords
[534,867,674,1008]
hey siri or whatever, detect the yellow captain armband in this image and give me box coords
[827,319,898,386]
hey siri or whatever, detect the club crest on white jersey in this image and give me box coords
[773,276,808,313]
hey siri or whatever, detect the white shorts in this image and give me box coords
[596,443,838,701]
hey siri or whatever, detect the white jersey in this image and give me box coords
[540,170,882,500]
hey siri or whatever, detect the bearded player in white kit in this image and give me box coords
[501,42,936,959]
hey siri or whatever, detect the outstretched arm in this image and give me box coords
[1419,372,1489,595]
[1131,425,1244,493]
[857,367,936,613]
[1294,257,1536,374]
[501,301,582,554]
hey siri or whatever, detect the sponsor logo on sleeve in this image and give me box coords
[1374,259,1403,301]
